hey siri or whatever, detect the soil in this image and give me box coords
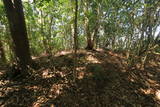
[0,49,160,107]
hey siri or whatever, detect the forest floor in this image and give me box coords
[0,49,160,107]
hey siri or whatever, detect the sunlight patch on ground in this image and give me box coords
[140,88,160,101]
[76,67,86,79]
[155,90,160,101]
[49,84,63,98]
[32,96,48,107]
[31,56,38,60]
[147,79,160,87]
[108,51,118,57]
[96,48,105,52]
[147,79,157,84]
[55,51,72,56]
[86,55,101,63]
[140,88,154,95]
[0,80,10,86]
[25,86,39,90]
[77,71,85,79]
[0,71,5,75]
[42,69,55,78]
[149,61,159,67]
[76,67,86,71]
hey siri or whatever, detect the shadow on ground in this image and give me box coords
[0,49,160,107]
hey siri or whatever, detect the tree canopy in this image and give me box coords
[0,0,160,106]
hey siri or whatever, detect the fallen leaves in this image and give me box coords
[0,49,160,106]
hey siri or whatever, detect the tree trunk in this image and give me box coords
[86,32,94,50]
[74,0,78,52]
[3,0,32,71]
[0,40,6,63]
[84,1,100,50]
[84,12,94,50]
[73,0,78,80]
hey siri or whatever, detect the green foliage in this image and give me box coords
[0,0,159,62]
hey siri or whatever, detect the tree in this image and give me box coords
[83,1,94,50]
[1,0,159,65]
[83,0,101,50]
[0,39,6,63]
[73,0,78,80]
[3,0,32,73]
[74,0,78,52]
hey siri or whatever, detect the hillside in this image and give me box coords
[0,49,160,107]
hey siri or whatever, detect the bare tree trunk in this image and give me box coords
[73,0,78,80]
[3,0,32,72]
[74,0,78,52]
